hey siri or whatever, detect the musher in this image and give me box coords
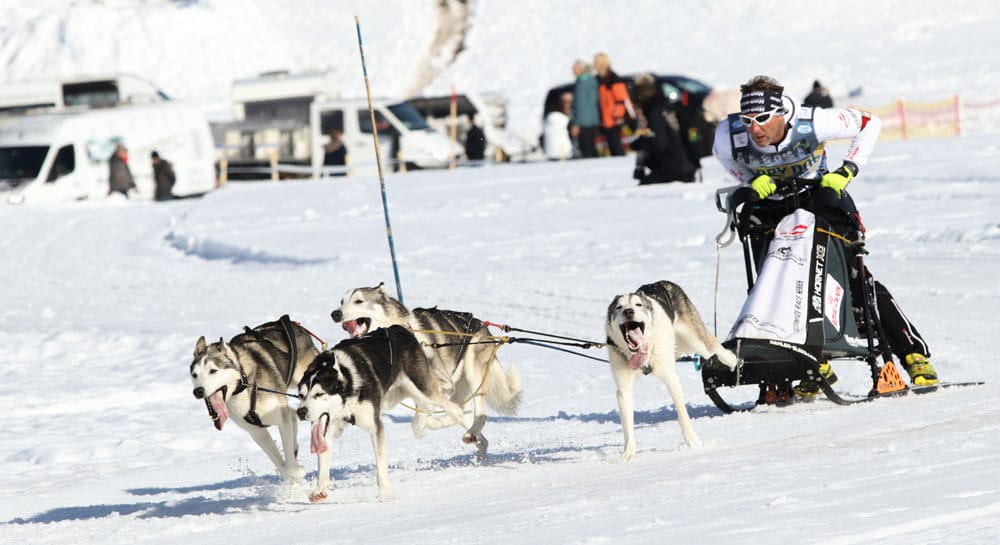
[712,75,939,397]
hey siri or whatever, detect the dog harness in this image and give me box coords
[235,315,299,428]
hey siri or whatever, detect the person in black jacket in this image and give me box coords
[464,116,486,164]
[630,74,696,184]
[151,150,176,201]
[804,80,834,108]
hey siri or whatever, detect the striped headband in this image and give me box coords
[740,91,784,114]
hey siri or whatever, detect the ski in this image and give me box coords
[823,380,985,404]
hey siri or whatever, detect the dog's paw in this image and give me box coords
[685,435,704,449]
[462,431,478,444]
[308,489,328,503]
[283,465,306,481]
[621,449,636,462]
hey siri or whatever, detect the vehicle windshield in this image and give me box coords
[0,146,49,180]
[388,102,430,131]
[669,77,712,95]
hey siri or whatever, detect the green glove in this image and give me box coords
[751,174,777,199]
[820,162,858,196]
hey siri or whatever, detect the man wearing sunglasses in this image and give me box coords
[712,75,938,397]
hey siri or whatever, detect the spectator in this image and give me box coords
[543,92,574,160]
[323,128,348,176]
[570,60,599,158]
[151,150,176,201]
[803,80,834,108]
[464,115,487,164]
[107,143,136,198]
[630,74,696,184]
[593,52,635,156]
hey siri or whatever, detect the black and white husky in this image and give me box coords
[189,316,319,479]
[330,283,521,460]
[605,281,737,459]
[296,325,475,502]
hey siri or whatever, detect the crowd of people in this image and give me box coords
[543,52,712,185]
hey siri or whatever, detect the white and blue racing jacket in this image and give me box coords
[712,100,882,184]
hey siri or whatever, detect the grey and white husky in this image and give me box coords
[605,281,737,459]
[297,325,476,502]
[330,283,521,460]
[190,315,319,479]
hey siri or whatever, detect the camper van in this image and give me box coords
[212,70,458,178]
[0,102,216,204]
[309,98,460,177]
[0,72,170,115]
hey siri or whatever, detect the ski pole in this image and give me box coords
[355,15,404,304]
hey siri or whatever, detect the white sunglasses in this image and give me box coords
[739,107,783,127]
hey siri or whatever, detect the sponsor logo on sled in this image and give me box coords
[780,224,810,237]
[769,246,807,265]
[825,273,844,329]
[767,340,818,361]
[811,245,827,314]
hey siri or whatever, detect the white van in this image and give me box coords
[0,102,216,204]
[309,98,460,177]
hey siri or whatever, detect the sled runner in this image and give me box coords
[700,179,978,413]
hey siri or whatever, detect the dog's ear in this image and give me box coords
[195,336,207,357]
[607,295,624,320]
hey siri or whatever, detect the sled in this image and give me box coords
[701,180,950,413]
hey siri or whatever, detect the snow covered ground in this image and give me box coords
[3,1,1000,544]
[3,134,999,544]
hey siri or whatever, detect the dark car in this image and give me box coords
[542,73,716,161]
[543,73,712,116]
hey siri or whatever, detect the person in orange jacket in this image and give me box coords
[593,52,635,156]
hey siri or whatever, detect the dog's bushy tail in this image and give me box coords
[485,361,522,415]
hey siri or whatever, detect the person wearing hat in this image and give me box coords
[712,74,938,396]
[804,79,834,108]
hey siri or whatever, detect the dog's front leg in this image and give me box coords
[371,420,392,501]
[278,408,306,480]
[611,361,638,461]
[309,441,333,502]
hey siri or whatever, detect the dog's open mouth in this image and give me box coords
[204,386,230,431]
[620,321,646,350]
[342,318,371,338]
[620,321,650,371]
[310,413,330,454]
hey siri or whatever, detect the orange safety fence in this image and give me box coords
[855,96,960,141]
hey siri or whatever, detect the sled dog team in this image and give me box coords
[190,281,736,501]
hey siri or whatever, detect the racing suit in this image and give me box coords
[712,100,930,362]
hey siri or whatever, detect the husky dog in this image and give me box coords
[297,325,475,502]
[605,281,737,459]
[190,315,319,479]
[330,283,521,460]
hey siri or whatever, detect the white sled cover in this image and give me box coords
[729,209,819,344]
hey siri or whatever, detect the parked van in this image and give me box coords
[0,102,216,204]
[309,98,460,177]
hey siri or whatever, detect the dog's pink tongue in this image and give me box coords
[208,390,229,430]
[311,415,329,454]
[627,329,649,370]
[342,319,362,338]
